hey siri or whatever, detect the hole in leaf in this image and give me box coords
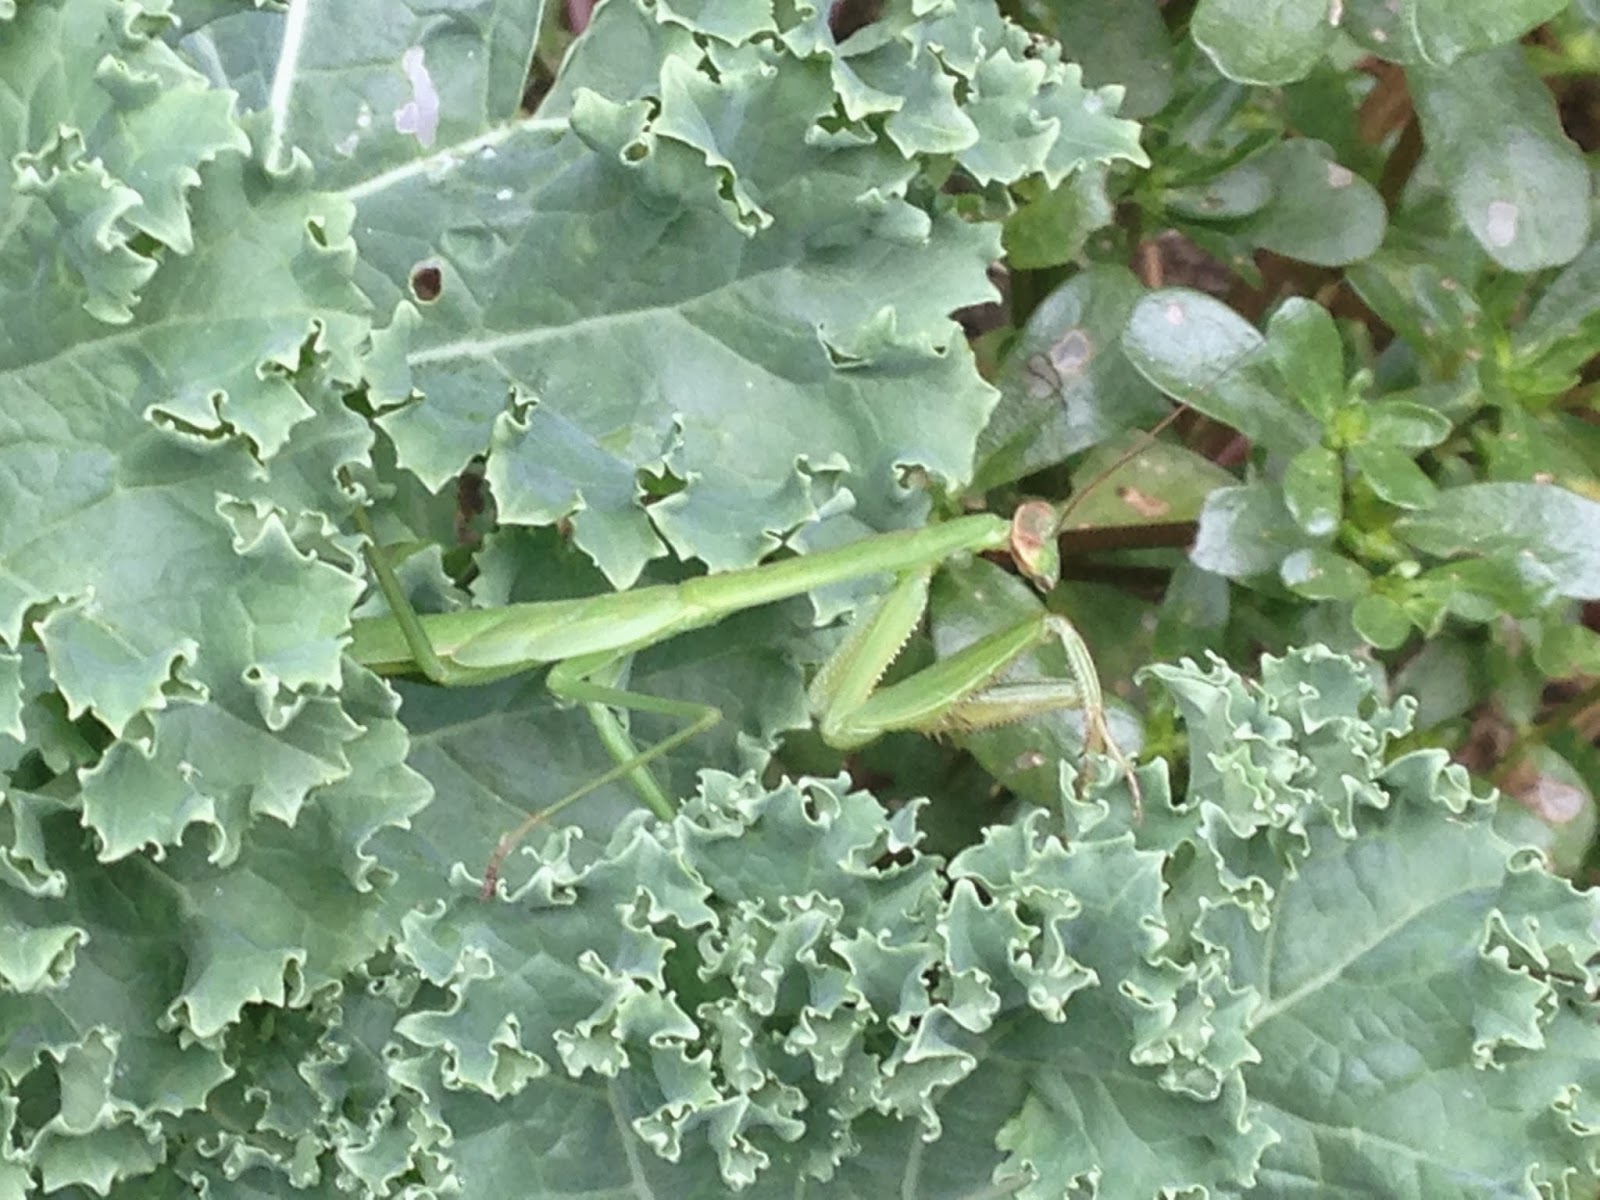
[410,264,443,302]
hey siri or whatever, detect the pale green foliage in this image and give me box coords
[1,0,1596,1196]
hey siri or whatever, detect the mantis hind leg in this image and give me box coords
[479,654,719,899]
[352,512,720,895]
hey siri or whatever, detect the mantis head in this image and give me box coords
[1009,500,1062,592]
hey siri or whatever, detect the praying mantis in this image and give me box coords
[348,467,1151,898]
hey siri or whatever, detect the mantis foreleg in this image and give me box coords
[809,568,1142,818]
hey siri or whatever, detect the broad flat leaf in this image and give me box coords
[1396,482,1600,599]
[1191,481,1320,579]
[1265,298,1344,424]
[1481,408,1600,498]
[178,0,544,189]
[1001,163,1116,269]
[1343,0,1569,66]
[1410,46,1590,270]
[1280,547,1370,601]
[346,0,1148,585]
[1352,592,1414,648]
[1043,0,1174,118]
[1060,433,1238,529]
[1366,400,1453,449]
[1281,445,1343,537]
[1153,563,1232,663]
[1124,289,1323,455]
[1193,0,1338,84]
[974,266,1170,489]
[0,0,249,320]
[0,14,384,864]
[1347,252,1492,362]
[1513,237,1600,377]
[1349,441,1439,509]
[1237,140,1386,267]
[1171,141,1385,268]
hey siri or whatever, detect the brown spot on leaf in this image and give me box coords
[1118,487,1170,519]
[410,263,443,302]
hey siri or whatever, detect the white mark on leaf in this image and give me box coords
[356,102,373,130]
[1522,774,1585,823]
[1485,200,1518,248]
[1165,301,1185,326]
[335,132,359,156]
[1083,93,1104,114]
[394,47,440,148]
[1326,162,1354,189]
[496,187,514,201]
[1329,0,1343,23]
[481,146,498,160]
[1370,26,1388,42]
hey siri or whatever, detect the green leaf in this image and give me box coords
[1060,434,1238,529]
[1349,441,1440,509]
[1153,563,1231,663]
[1190,480,1320,579]
[1147,649,1600,1192]
[1041,0,1174,118]
[352,0,1149,586]
[0,678,424,1189]
[0,0,250,322]
[1420,557,1560,622]
[1366,399,1454,449]
[1001,164,1115,269]
[1192,0,1337,85]
[1280,547,1370,601]
[1513,236,1600,377]
[1124,289,1322,455]
[1396,482,1600,599]
[974,266,1171,489]
[1266,297,1345,423]
[1169,142,1386,268]
[1352,592,1414,648]
[1534,620,1600,677]
[1343,0,1569,66]
[177,0,543,189]
[1410,46,1591,270]
[2,114,375,862]
[1494,746,1596,878]
[1481,407,1600,496]
[1238,140,1387,266]
[1347,252,1492,362]
[1282,445,1343,536]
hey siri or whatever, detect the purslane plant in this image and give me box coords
[1,0,1598,1196]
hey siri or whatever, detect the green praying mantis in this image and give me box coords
[348,461,1153,898]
